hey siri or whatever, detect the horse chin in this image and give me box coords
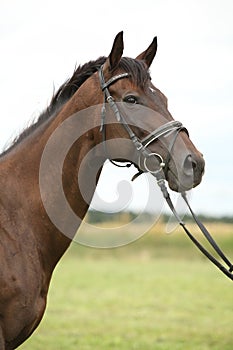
[166,169,195,193]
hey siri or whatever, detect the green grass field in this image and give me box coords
[19,222,233,350]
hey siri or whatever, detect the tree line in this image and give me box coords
[85,210,233,224]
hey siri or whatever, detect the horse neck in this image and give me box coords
[0,86,104,273]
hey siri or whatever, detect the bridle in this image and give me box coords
[98,65,233,281]
[98,66,186,176]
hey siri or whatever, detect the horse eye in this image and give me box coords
[123,95,138,104]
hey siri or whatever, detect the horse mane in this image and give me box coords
[1,56,149,156]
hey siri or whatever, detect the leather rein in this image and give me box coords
[98,65,233,281]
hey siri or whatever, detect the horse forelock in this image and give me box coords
[114,57,150,88]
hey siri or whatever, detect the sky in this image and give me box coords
[0,0,233,216]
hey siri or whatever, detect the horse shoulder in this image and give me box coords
[0,221,48,347]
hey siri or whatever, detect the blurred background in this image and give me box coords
[1,0,233,217]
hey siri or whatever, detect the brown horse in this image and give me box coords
[0,32,204,349]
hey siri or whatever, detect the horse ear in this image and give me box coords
[103,31,124,72]
[136,37,157,68]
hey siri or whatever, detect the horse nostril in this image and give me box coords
[183,155,197,176]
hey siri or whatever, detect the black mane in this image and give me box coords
[1,56,149,156]
[1,56,106,156]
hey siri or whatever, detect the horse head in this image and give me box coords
[89,32,205,192]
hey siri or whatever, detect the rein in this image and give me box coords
[98,65,233,281]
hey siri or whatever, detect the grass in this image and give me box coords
[19,222,233,350]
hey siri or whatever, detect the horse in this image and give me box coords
[0,32,205,349]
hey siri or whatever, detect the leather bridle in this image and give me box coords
[98,65,233,281]
[98,66,186,176]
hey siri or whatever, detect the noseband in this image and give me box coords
[98,65,233,281]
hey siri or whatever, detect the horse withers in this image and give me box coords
[0,32,204,349]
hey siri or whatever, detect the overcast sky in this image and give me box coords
[1,0,233,216]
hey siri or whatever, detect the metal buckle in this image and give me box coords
[143,153,165,174]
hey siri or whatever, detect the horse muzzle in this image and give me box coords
[166,152,205,192]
